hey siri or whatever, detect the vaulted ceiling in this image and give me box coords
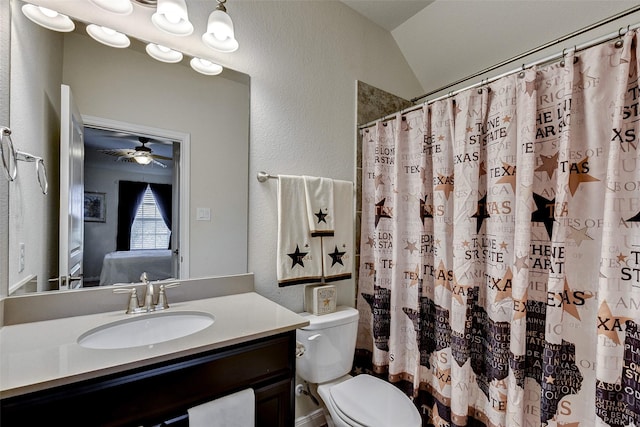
[346,0,640,99]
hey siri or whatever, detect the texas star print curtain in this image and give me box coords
[356,30,640,426]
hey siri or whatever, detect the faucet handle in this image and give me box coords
[156,282,180,310]
[140,272,149,283]
[113,287,141,314]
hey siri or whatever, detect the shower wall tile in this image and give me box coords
[355,81,412,300]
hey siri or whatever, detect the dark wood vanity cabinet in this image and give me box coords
[1,331,296,427]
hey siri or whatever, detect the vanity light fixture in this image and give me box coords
[202,0,239,53]
[88,0,133,15]
[20,1,227,76]
[152,0,194,36]
[21,4,75,32]
[86,25,131,48]
[190,57,223,76]
[146,43,184,63]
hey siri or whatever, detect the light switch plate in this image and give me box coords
[196,207,211,221]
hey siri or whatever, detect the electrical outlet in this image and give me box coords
[19,243,25,273]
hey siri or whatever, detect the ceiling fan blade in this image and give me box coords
[151,159,168,168]
[150,154,173,161]
[98,148,135,157]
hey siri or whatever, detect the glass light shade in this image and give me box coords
[146,43,184,63]
[202,9,239,53]
[88,0,133,15]
[152,0,194,36]
[133,153,152,165]
[208,10,233,41]
[190,58,223,76]
[86,25,131,48]
[21,4,75,32]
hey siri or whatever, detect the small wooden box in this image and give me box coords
[304,285,337,315]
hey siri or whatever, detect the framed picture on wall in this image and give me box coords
[84,192,106,222]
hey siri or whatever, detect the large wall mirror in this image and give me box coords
[5,0,250,295]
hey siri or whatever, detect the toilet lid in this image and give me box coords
[329,375,421,427]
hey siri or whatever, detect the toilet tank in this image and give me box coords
[296,306,359,384]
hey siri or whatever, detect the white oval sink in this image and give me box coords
[78,311,215,349]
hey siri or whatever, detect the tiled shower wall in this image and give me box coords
[355,81,413,298]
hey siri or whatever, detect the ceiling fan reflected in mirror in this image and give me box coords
[98,136,172,168]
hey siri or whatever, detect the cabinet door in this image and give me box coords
[255,379,294,427]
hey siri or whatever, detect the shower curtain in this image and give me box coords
[356,29,640,426]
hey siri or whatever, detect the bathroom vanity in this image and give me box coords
[0,289,309,426]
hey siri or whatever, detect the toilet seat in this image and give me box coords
[326,374,421,427]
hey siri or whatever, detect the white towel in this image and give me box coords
[188,388,255,427]
[277,175,323,287]
[303,175,335,237]
[322,179,354,282]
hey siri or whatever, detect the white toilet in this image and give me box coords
[296,306,422,427]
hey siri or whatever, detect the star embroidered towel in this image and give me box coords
[322,179,353,282]
[303,175,335,236]
[277,175,323,287]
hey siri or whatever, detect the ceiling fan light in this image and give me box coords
[146,43,184,63]
[133,152,153,165]
[152,0,194,36]
[21,4,75,32]
[86,24,131,48]
[88,0,133,15]
[190,57,223,76]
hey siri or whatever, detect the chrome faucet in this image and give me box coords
[113,272,180,314]
[141,272,155,312]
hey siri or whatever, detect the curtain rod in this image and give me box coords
[358,5,640,131]
[411,5,640,104]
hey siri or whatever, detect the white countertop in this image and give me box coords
[0,292,309,399]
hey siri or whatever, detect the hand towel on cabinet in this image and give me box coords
[188,388,255,427]
[277,175,323,287]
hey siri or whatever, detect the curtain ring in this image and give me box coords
[560,47,567,67]
[615,26,627,48]
[518,64,526,79]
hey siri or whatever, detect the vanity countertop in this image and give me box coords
[0,292,309,399]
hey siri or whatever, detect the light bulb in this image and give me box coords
[133,153,152,165]
[146,43,183,63]
[152,0,193,36]
[164,12,181,25]
[38,7,59,18]
[86,24,130,48]
[22,4,75,32]
[190,57,223,75]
